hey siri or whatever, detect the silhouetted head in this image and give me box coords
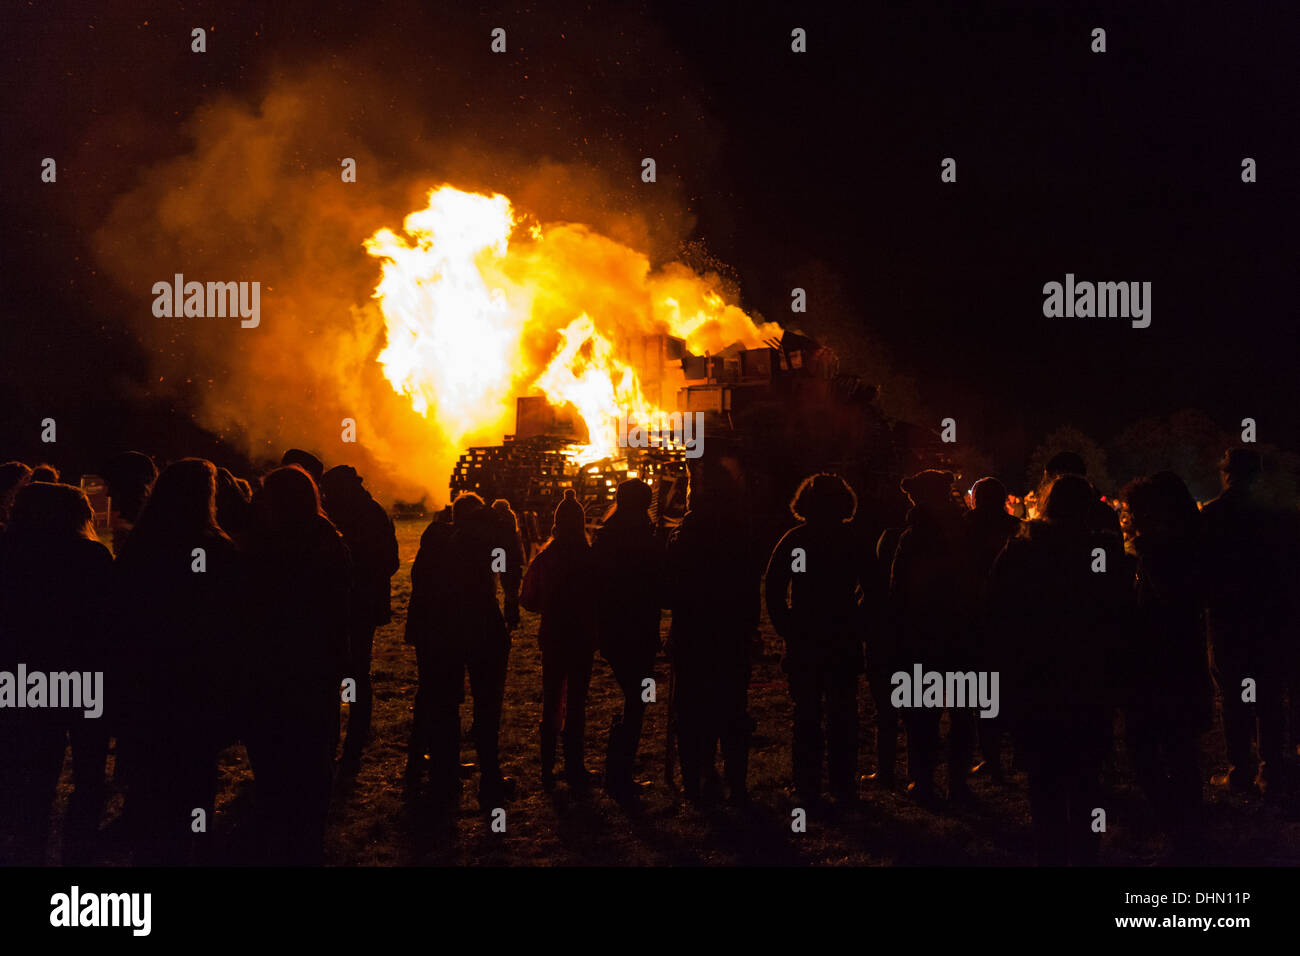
[1040,474,1094,529]
[257,464,326,529]
[8,482,95,540]
[1220,446,1261,489]
[491,498,518,532]
[613,477,652,516]
[320,464,365,505]
[215,467,253,534]
[452,492,485,524]
[1044,451,1087,480]
[280,448,325,485]
[686,447,745,517]
[103,451,157,523]
[551,488,588,545]
[1123,471,1198,540]
[0,461,33,523]
[0,461,31,491]
[900,470,956,510]
[790,473,857,524]
[971,477,1008,513]
[132,458,223,542]
[30,463,60,484]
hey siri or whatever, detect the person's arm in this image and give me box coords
[518,546,546,615]
[328,535,354,680]
[763,528,796,639]
[384,514,400,577]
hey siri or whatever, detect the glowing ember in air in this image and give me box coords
[364,184,782,463]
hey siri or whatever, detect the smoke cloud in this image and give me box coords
[91,19,724,504]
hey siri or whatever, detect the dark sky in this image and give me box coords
[2,0,1296,478]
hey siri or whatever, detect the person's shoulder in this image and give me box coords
[77,536,114,565]
[773,524,805,549]
[316,515,348,549]
[365,495,392,524]
[998,530,1035,561]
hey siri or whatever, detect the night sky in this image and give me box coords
[2,0,1296,483]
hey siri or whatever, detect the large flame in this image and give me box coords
[365,185,781,463]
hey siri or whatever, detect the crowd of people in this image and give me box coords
[0,443,1296,866]
[0,450,397,865]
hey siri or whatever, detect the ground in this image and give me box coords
[38,517,1300,866]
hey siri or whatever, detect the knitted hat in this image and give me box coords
[553,488,586,538]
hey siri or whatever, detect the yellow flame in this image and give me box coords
[364,185,781,468]
[533,314,658,462]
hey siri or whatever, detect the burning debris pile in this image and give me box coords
[364,185,784,462]
[364,185,785,514]
[365,184,934,530]
[449,328,859,549]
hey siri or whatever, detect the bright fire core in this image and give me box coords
[364,185,781,464]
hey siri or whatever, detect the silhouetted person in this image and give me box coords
[0,460,33,529]
[765,473,869,802]
[491,499,524,632]
[889,470,975,803]
[245,465,351,864]
[405,493,517,811]
[102,451,157,553]
[667,454,759,806]
[280,448,325,486]
[1041,450,1120,536]
[867,524,905,787]
[0,482,112,864]
[1201,448,1291,796]
[990,474,1133,865]
[215,466,255,544]
[592,478,664,801]
[115,459,243,865]
[963,477,1021,784]
[29,463,59,484]
[1122,471,1210,854]
[404,505,455,798]
[521,489,598,791]
[320,465,400,775]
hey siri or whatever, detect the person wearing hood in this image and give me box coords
[244,464,351,864]
[1200,447,1292,798]
[0,481,113,864]
[888,469,976,804]
[962,477,1022,785]
[592,478,665,801]
[666,452,760,806]
[990,474,1133,865]
[521,489,598,791]
[280,448,325,486]
[1121,471,1211,856]
[114,458,244,865]
[490,499,525,632]
[406,492,519,811]
[319,465,400,775]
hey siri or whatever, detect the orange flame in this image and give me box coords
[364,185,781,464]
